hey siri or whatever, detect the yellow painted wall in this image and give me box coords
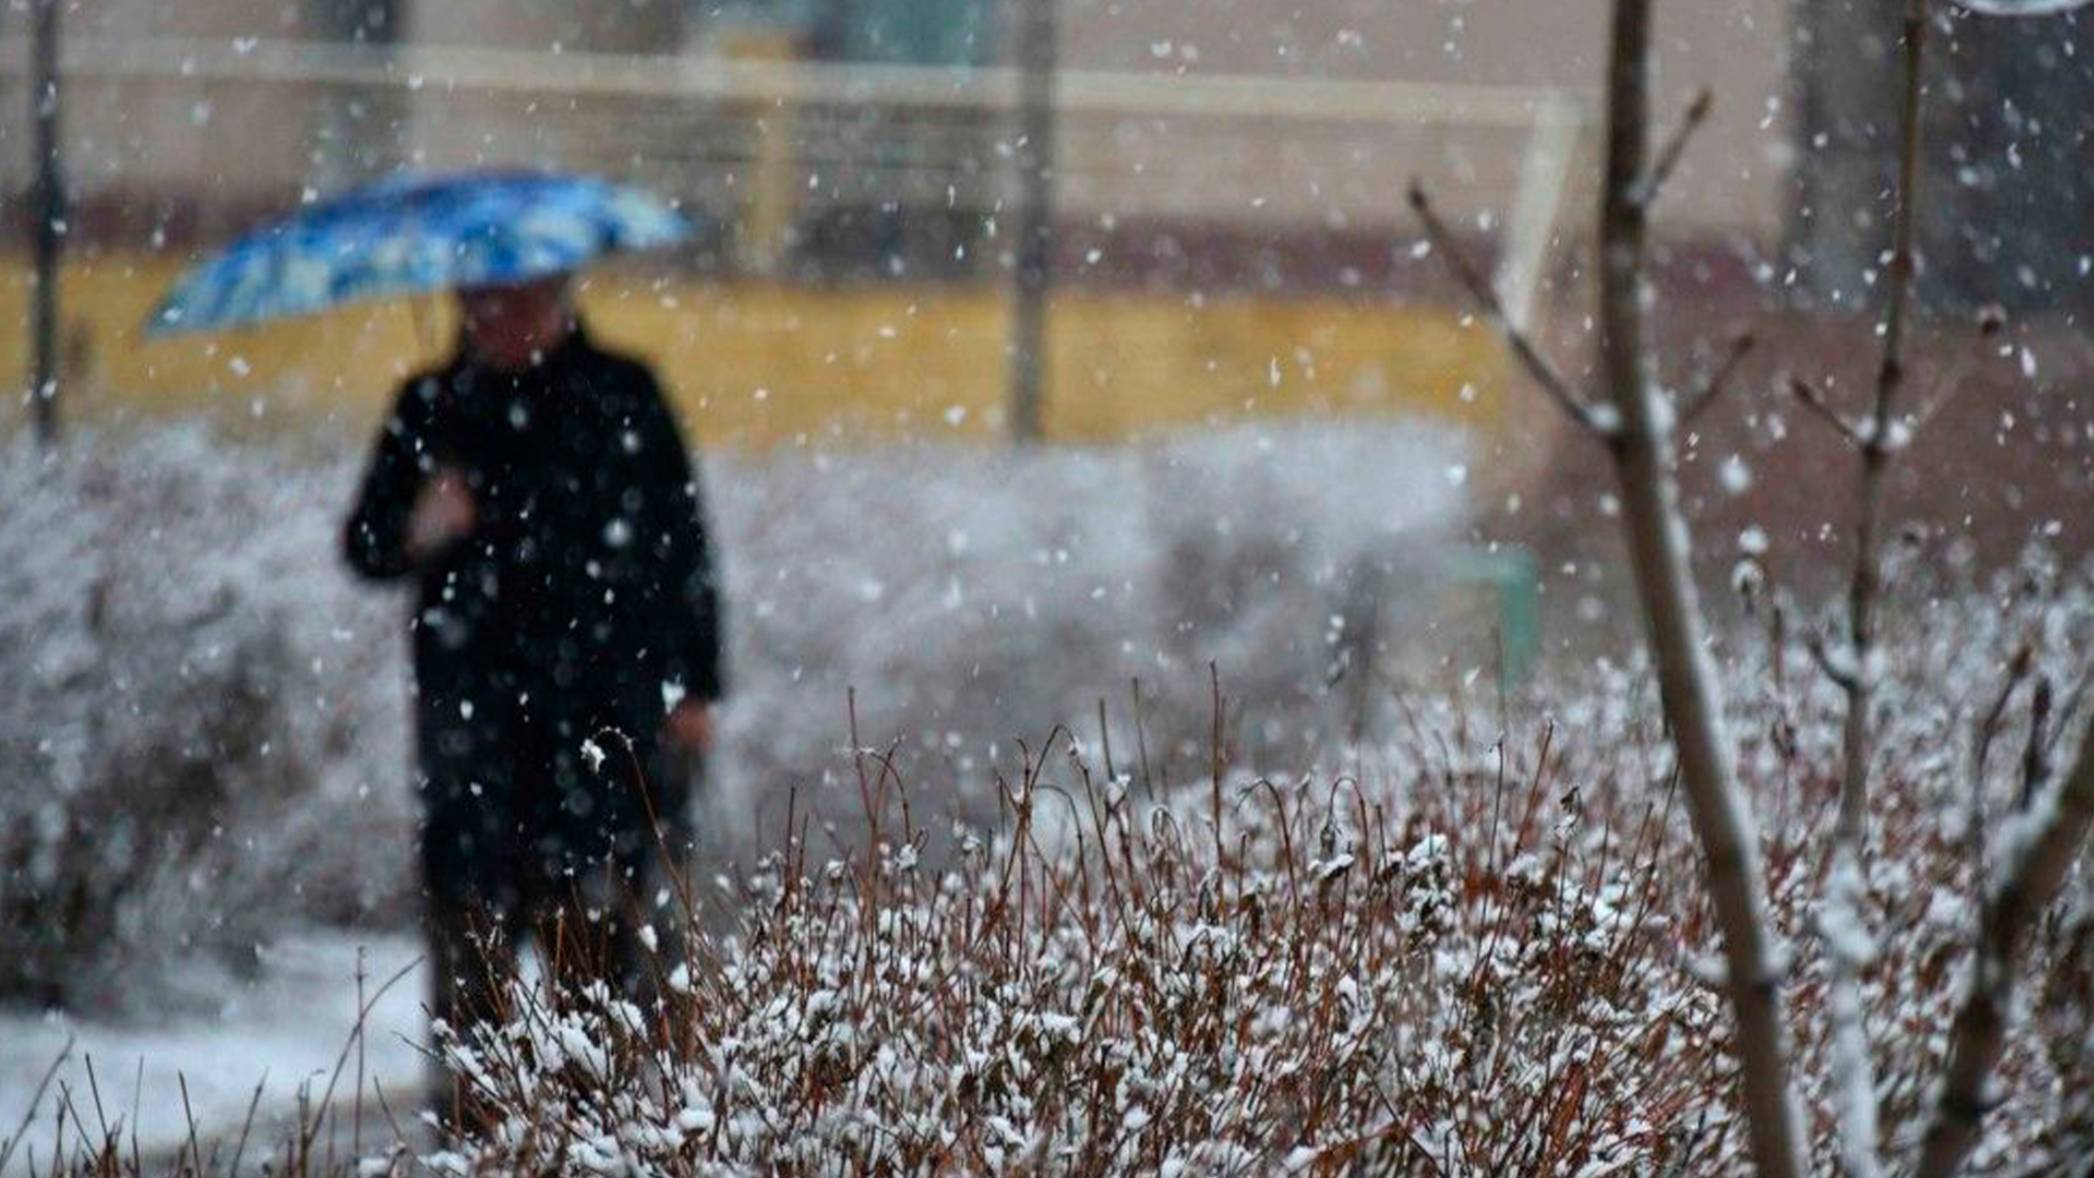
[1,255,1508,448]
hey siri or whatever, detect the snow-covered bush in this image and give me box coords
[712,423,1468,836]
[0,431,409,1011]
[440,752,1732,1174]
[420,551,2094,1176]
[15,531,2094,1174]
[0,421,1464,1011]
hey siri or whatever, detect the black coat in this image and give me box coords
[344,327,724,896]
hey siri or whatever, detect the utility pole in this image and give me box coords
[28,0,65,445]
[1006,0,1056,444]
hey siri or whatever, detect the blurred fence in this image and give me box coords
[0,35,1595,443]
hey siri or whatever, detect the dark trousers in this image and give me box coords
[413,677,695,1122]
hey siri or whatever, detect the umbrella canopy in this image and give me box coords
[147,171,693,336]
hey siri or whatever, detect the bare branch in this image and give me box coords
[1870,0,1928,436]
[1595,3,1804,1174]
[1827,0,1931,866]
[1633,88,1714,209]
[0,1034,73,1176]
[1822,846,1883,1178]
[1910,306,2010,437]
[1970,644,2035,884]
[1680,332,1757,427]
[1906,374,1966,440]
[1789,377,1866,448]
[2021,676,2053,810]
[1407,182,1617,439]
[1916,705,2094,1176]
[1806,630,1862,696]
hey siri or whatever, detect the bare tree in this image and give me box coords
[1783,3,1932,1172]
[1791,1,2094,1172]
[1411,1,1806,1173]
[1416,0,2094,1168]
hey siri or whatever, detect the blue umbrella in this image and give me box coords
[147,170,693,336]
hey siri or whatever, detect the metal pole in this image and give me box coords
[28,0,64,445]
[1006,0,1056,444]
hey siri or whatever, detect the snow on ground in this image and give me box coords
[0,933,427,1174]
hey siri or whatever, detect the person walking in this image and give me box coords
[342,274,725,1114]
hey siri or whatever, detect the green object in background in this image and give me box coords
[708,0,823,28]
[1443,544,1540,687]
[717,0,999,66]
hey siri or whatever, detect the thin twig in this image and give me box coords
[228,1071,268,1178]
[1821,0,1929,877]
[355,946,369,1159]
[178,1073,203,1178]
[1788,377,1865,448]
[0,1034,73,1176]
[80,1056,110,1154]
[1680,332,1756,427]
[302,957,423,1159]
[369,1075,408,1150]
[2020,676,2053,810]
[1633,87,1714,209]
[1679,334,1757,426]
[1871,0,1927,431]
[1971,644,2036,883]
[1805,630,1860,695]
[1406,182,1616,438]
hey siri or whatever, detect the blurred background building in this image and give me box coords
[1791,0,2094,315]
[0,0,1816,448]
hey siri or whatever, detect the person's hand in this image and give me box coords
[663,700,715,755]
[406,466,476,561]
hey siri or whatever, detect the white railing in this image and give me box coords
[0,34,1595,302]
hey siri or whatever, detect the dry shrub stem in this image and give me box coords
[16,600,2094,1176]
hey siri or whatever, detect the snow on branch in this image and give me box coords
[1915,714,2094,1176]
[1412,2,1806,1174]
[1821,846,1884,1178]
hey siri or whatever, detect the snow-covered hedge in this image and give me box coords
[0,421,1464,1010]
[0,433,407,1010]
[424,554,2094,1174]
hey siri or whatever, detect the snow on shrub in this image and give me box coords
[423,551,2094,1175]
[13,495,2094,1173]
[0,421,1465,1010]
[438,754,1732,1174]
[0,430,408,1010]
[711,422,1468,836]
